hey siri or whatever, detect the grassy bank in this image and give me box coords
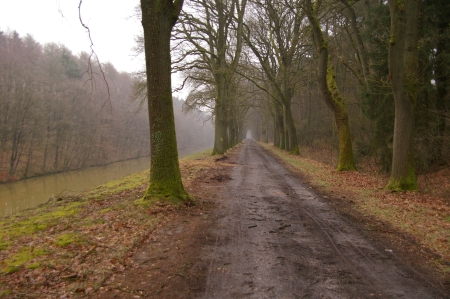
[260,142,450,275]
[0,149,214,298]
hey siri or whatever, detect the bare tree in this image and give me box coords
[174,0,247,154]
[242,0,303,154]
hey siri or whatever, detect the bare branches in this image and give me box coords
[78,0,111,111]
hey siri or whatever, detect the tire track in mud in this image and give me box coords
[200,140,445,299]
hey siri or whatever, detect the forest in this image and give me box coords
[168,0,449,192]
[0,0,449,297]
[0,31,213,182]
[1,0,449,190]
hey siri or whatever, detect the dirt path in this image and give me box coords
[96,140,447,298]
[199,140,445,299]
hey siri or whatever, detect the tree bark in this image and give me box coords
[141,0,191,203]
[212,100,228,154]
[283,101,300,154]
[386,0,419,190]
[305,0,356,170]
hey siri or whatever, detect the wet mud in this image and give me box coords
[200,140,445,299]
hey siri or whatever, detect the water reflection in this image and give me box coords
[0,147,208,217]
[0,157,151,217]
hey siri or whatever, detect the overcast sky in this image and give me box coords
[0,0,143,74]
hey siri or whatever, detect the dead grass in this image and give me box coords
[260,142,450,273]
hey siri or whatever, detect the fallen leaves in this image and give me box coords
[0,149,232,298]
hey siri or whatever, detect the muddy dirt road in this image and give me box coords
[200,140,444,298]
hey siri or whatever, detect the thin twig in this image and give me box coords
[78,0,112,112]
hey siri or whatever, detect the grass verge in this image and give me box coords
[0,149,215,298]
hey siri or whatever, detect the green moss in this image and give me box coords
[100,207,113,213]
[289,147,300,155]
[386,179,418,191]
[0,202,84,243]
[337,163,356,171]
[55,233,82,247]
[386,163,418,191]
[389,33,395,45]
[142,186,194,206]
[0,289,12,296]
[86,170,149,201]
[0,241,10,250]
[326,57,356,171]
[27,262,40,269]
[2,247,48,274]
[134,198,152,208]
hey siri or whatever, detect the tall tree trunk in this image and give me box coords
[283,101,300,154]
[213,99,228,154]
[305,0,356,170]
[212,0,228,155]
[273,116,279,147]
[326,61,355,170]
[275,108,286,149]
[141,0,191,203]
[386,0,420,190]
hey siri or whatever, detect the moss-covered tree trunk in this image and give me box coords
[305,0,356,171]
[326,61,355,170]
[386,0,419,191]
[141,0,191,203]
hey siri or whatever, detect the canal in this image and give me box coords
[0,148,208,217]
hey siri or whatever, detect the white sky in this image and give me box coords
[0,0,189,98]
[0,0,143,73]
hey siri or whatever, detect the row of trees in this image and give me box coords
[166,0,448,192]
[0,30,213,182]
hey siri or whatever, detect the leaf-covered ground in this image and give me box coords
[260,143,450,275]
[1,144,449,298]
[0,150,218,298]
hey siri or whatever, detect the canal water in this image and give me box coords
[0,148,208,217]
